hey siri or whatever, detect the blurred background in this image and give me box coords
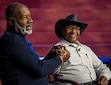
[0,0,111,60]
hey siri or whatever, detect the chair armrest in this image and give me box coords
[48,74,80,85]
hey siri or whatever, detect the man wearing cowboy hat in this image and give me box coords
[51,14,111,85]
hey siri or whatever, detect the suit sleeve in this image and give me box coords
[6,34,62,77]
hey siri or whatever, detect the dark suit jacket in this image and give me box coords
[0,31,62,85]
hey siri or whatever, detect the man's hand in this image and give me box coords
[45,45,63,59]
[58,46,70,62]
[45,45,70,62]
[98,76,108,85]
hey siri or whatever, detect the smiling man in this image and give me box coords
[52,14,111,85]
[0,2,70,85]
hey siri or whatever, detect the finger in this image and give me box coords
[52,46,61,49]
[98,77,107,85]
[100,78,105,84]
[98,78,103,85]
[57,45,65,50]
[56,49,62,54]
[62,46,66,50]
[58,45,62,49]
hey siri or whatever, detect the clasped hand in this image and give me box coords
[45,45,70,62]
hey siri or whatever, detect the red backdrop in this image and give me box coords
[0,0,111,57]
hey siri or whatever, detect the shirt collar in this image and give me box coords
[60,38,82,48]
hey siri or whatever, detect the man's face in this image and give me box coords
[61,25,80,43]
[14,6,33,35]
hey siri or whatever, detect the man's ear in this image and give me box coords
[8,17,15,26]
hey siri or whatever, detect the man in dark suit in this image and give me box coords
[0,2,70,85]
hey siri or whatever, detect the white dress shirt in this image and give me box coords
[54,39,111,83]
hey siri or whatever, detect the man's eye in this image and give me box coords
[67,26,72,29]
[23,17,27,18]
[22,16,27,18]
[77,27,80,30]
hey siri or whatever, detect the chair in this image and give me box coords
[48,74,80,85]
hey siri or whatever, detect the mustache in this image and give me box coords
[26,22,33,27]
[69,32,79,36]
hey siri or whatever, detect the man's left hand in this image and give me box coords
[98,76,108,85]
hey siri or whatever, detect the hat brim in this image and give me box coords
[55,19,88,38]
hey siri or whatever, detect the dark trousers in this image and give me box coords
[80,81,97,85]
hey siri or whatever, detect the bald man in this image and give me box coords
[0,2,70,85]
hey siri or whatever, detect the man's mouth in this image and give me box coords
[26,25,32,30]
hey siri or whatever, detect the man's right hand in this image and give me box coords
[45,45,70,62]
[58,46,70,62]
[50,45,70,62]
